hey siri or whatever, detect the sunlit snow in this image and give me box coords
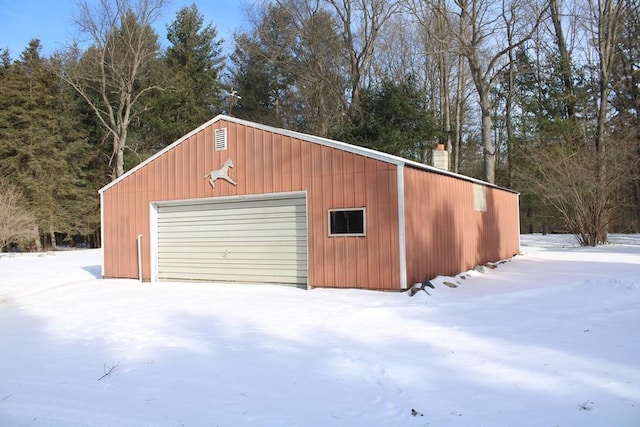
[1,234,639,426]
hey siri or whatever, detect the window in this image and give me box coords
[473,184,487,212]
[329,208,366,236]
[215,128,227,151]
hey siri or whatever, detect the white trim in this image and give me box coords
[136,234,143,282]
[150,191,308,284]
[328,207,366,237]
[397,164,408,290]
[516,193,522,253]
[153,191,307,208]
[304,195,310,290]
[100,191,105,278]
[99,116,222,194]
[149,203,159,282]
[216,116,517,192]
[99,114,518,196]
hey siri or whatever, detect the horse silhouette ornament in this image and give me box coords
[204,159,237,188]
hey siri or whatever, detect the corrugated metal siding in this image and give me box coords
[102,119,401,289]
[403,166,520,285]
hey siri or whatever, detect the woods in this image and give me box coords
[1,0,639,250]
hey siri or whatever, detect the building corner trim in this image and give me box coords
[149,203,159,282]
[397,164,408,290]
[100,191,105,278]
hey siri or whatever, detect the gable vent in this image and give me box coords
[215,128,228,151]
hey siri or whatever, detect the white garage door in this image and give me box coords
[155,193,307,285]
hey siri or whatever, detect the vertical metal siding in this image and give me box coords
[403,166,520,285]
[102,120,401,289]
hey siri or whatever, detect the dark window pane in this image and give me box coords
[330,210,364,235]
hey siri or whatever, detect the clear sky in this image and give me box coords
[0,0,250,59]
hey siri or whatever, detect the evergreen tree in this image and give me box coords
[135,4,224,149]
[0,40,99,249]
[332,77,437,162]
[230,3,299,129]
[230,3,348,135]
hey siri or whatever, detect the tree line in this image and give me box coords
[0,0,638,250]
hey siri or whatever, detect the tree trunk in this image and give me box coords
[480,93,495,184]
[550,0,575,119]
[114,135,126,178]
[34,225,42,252]
[49,227,57,251]
[439,54,452,152]
[593,0,624,243]
[505,9,516,188]
[452,24,466,174]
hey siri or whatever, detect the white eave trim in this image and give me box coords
[99,114,518,195]
[98,116,222,194]
[397,164,407,290]
[100,191,105,278]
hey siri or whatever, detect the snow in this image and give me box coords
[1,234,639,426]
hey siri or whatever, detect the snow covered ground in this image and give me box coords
[0,234,639,427]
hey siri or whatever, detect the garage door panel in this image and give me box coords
[159,259,305,271]
[156,194,308,285]
[159,198,305,214]
[158,250,307,262]
[161,270,307,285]
[159,205,305,220]
[157,238,307,246]
[158,223,307,236]
[158,247,308,258]
[156,262,307,285]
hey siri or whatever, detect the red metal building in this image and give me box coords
[99,115,520,290]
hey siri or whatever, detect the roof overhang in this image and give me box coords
[99,114,519,195]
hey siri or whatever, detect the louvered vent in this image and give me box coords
[215,128,228,151]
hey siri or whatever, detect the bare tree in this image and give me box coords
[275,0,350,134]
[423,0,546,183]
[590,0,624,171]
[407,0,466,169]
[408,0,454,146]
[0,181,37,251]
[588,0,625,242]
[62,0,166,178]
[325,0,401,116]
[521,135,639,245]
[549,0,576,119]
[502,0,518,187]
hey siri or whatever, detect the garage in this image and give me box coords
[100,115,520,289]
[151,192,308,286]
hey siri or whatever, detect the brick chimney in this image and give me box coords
[432,144,449,171]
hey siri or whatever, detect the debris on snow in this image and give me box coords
[580,401,594,411]
[97,362,119,381]
[408,280,435,296]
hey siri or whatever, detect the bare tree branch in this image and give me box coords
[60,0,167,179]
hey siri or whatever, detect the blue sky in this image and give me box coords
[0,0,249,59]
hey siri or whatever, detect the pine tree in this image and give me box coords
[332,78,437,162]
[0,40,99,249]
[230,3,299,129]
[134,4,224,150]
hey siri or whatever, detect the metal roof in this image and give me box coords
[99,114,517,194]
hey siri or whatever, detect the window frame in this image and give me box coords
[214,128,228,151]
[328,208,367,237]
[473,183,487,212]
